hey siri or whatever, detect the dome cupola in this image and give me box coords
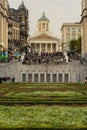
[37,12,50,33]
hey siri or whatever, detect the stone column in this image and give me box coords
[0,16,3,46]
[26,73,28,82]
[46,44,47,52]
[44,72,46,82]
[51,43,52,53]
[21,74,22,82]
[3,17,5,48]
[32,73,34,82]
[6,19,8,49]
[50,73,52,82]
[63,73,65,83]
[38,73,40,82]
[57,73,58,82]
[56,44,58,52]
[69,73,71,82]
[40,43,41,53]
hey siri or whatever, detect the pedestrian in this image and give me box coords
[0,77,2,84]
[12,76,15,83]
[84,77,87,84]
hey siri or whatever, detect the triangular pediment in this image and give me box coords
[29,33,58,41]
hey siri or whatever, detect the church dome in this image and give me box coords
[38,12,49,22]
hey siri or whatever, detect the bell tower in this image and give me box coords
[81,0,87,58]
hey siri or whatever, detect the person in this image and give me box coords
[84,77,87,84]
[12,76,15,83]
[0,77,2,84]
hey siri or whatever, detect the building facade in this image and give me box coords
[8,1,29,52]
[8,17,20,51]
[81,0,87,58]
[29,12,61,54]
[0,0,8,51]
[61,23,82,52]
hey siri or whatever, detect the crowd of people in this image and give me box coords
[21,52,66,65]
[0,76,15,84]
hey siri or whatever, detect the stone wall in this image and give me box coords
[0,61,87,83]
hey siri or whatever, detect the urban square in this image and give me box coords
[0,0,87,129]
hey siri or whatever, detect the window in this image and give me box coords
[72,35,76,40]
[34,74,38,82]
[46,74,50,82]
[59,74,63,82]
[22,74,26,82]
[64,74,69,82]
[42,23,45,28]
[28,74,32,82]
[66,28,70,33]
[52,74,57,82]
[40,74,44,82]
[72,28,76,33]
[43,23,45,26]
[66,36,70,42]
[78,28,81,33]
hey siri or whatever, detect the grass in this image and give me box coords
[0,106,87,129]
[0,83,87,129]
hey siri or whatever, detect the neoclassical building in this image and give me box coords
[29,12,61,54]
[81,0,87,58]
[0,0,8,51]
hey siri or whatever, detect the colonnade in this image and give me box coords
[31,43,58,53]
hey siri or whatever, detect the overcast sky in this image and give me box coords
[8,0,82,38]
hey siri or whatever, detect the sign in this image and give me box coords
[15,52,20,58]
[1,51,7,59]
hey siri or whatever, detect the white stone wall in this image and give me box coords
[0,62,87,83]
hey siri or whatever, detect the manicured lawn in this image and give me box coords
[0,83,87,105]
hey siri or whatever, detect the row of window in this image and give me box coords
[22,73,69,83]
[66,28,81,33]
[66,34,81,42]
[13,29,20,40]
[13,22,19,28]
[39,23,48,27]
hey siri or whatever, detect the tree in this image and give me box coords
[76,37,81,53]
[70,37,81,53]
[70,39,76,51]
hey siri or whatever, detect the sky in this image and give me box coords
[8,0,82,38]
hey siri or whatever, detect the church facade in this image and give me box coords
[29,12,61,54]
